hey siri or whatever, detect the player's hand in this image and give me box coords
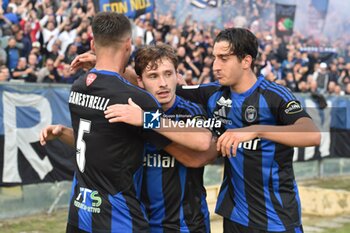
[217,127,258,157]
[39,125,64,146]
[104,98,143,126]
[70,52,96,72]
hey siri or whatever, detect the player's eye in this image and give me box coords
[219,55,228,61]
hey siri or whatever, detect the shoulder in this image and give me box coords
[258,79,296,103]
[178,82,221,94]
[176,96,206,116]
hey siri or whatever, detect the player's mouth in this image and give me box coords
[214,72,222,79]
[156,90,170,98]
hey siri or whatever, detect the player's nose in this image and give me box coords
[159,76,167,86]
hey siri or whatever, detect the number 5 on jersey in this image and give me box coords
[76,119,91,172]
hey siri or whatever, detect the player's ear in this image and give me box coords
[137,76,144,89]
[242,55,252,70]
[90,39,95,53]
[125,37,132,52]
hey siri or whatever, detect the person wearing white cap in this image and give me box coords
[313,62,329,94]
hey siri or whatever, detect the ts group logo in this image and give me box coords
[144,110,162,129]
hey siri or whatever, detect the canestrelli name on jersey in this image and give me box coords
[69,91,110,111]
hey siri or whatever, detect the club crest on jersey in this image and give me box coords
[86,73,97,86]
[245,106,257,123]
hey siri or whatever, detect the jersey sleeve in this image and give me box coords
[176,83,220,107]
[276,91,311,125]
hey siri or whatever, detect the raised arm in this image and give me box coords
[40,125,75,147]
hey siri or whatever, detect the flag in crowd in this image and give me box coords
[93,0,155,19]
[275,3,296,38]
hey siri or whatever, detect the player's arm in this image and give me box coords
[39,125,75,147]
[217,93,321,156]
[156,118,212,151]
[217,117,320,156]
[164,139,219,168]
[70,51,96,72]
[255,117,320,147]
[105,98,212,152]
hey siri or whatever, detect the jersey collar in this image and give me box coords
[89,68,130,84]
[164,95,180,115]
[231,75,264,98]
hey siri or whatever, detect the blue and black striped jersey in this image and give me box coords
[68,69,170,233]
[177,76,310,232]
[141,96,210,233]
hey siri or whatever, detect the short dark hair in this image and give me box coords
[134,44,178,76]
[92,12,131,47]
[215,28,258,69]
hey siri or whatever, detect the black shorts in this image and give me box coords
[223,218,304,233]
[66,223,89,233]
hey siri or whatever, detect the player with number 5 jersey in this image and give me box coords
[67,12,171,233]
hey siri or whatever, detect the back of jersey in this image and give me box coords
[68,69,160,233]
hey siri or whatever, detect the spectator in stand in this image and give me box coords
[20,9,41,44]
[58,62,82,84]
[281,51,295,77]
[313,62,329,94]
[298,81,310,93]
[3,5,19,25]
[14,28,30,58]
[184,69,194,85]
[58,18,88,55]
[27,52,40,78]
[45,40,61,61]
[40,14,66,52]
[345,83,350,95]
[63,43,78,64]
[285,71,299,92]
[329,63,339,83]
[144,20,155,45]
[0,65,11,81]
[6,36,20,70]
[339,62,350,88]
[334,85,344,95]
[11,57,36,82]
[30,41,44,66]
[270,56,283,80]
[37,58,60,83]
[0,40,7,66]
[327,81,337,94]
[76,31,91,54]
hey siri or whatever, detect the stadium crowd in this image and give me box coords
[0,0,350,95]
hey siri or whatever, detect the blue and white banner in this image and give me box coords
[0,83,74,186]
[293,94,350,161]
[93,0,155,19]
[0,83,349,185]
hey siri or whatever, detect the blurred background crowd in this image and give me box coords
[0,0,350,96]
